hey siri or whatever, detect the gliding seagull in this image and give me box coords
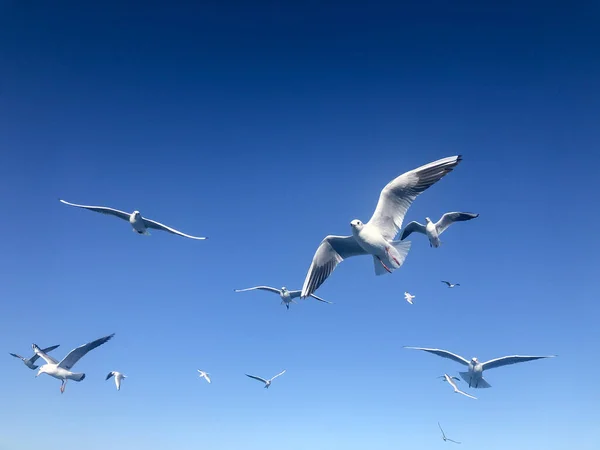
[301,156,462,298]
[197,370,211,383]
[245,370,286,389]
[33,333,115,393]
[400,212,479,247]
[59,199,206,240]
[404,292,415,305]
[10,344,60,370]
[234,286,332,310]
[439,373,477,399]
[106,371,126,391]
[404,346,556,388]
[441,281,460,288]
[438,422,461,444]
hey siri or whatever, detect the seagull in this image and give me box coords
[234,286,332,310]
[197,370,211,383]
[404,292,415,305]
[441,281,460,288]
[300,156,462,298]
[59,199,206,240]
[245,370,286,389]
[33,333,115,393]
[438,422,461,444]
[400,212,479,247]
[439,373,477,399]
[404,347,556,388]
[106,371,126,391]
[10,344,60,370]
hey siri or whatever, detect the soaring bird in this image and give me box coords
[234,286,332,310]
[33,334,115,393]
[301,156,462,298]
[404,347,556,388]
[438,422,461,444]
[10,344,60,370]
[441,281,460,288]
[245,370,286,389]
[59,199,206,240]
[400,212,479,247]
[439,373,477,399]
[197,370,211,383]
[404,292,416,305]
[106,371,126,391]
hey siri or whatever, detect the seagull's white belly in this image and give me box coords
[353,227,387,256]
[44,366,72,380]
[280,292,291,303]
[130,215,147,233]
[426,223,440,247]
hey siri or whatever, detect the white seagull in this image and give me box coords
[404,347,556,388]
[439,373,477,400]
[59,199,206,240]
[400,212,479,247]
[106,371,126,391]
[197,370,211,383]
[10,344,60,370]
[404,292,416,305]
[441,281,460,288]
[300,156,462,298]
[33,333,115,393]
[438,422,461,444]
[234,286,332,310]
[245,370,286,389]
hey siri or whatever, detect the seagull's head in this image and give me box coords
[281,286,287,292]
[425,217,432,223]
[471,357,479,365]
[350,219,364,230]
[132,210,141,218]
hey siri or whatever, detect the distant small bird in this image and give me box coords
[438,422,461,444]
[197,370,211,383]
[234,286,332,310]
[33,333,115,393]
[245,370,286,389]
[59,199,206,240]
[404,292,416,305]
[439,373,477,400]
[10,344,60,370]
[401,212,479,247]
[106,371,126,391]
[441,281,460,288]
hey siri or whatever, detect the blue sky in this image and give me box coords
[1,1,599,449]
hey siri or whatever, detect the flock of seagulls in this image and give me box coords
[9,155,555,444]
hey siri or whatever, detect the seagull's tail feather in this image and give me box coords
[389,240,411,269]
[71,373,86,382]
[459,372,491,389]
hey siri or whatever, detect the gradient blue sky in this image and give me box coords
[1,1,599,449]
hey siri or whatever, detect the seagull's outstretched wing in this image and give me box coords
[269,369,286,381]
[31,344,59,365]
[198,371,211,383]
[441,281,452,286]
[301,236,367,298]
[438,422,446,439]
[400,221,427,241]
[289,290,333,304]
[59,199,131,221]
[366,156,462,241]
[10,353,26,362]
[106,372,115,380]
[482,355,556,371]
[142,217,206,240]
[403,347,470,366]
[30,345,60,364]
[446,438,462,444]
[435,212,479,235]
[234,286,281,295]
[57,334,115,370]
[246,374,268,384]
[455,388,477,400]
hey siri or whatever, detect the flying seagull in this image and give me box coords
[404,292,416,305]
[59,199,206,240]
[106,371,126,391]
[441,281,460,288]
[300,155,462,298]
[245,370,286,389]
[438,422,461,444]
[10,344,60,370]
[197,370,211,383]
[404,347,556,388]
[400,212,479,247]
[234,286,332,310]
[439,373,477,400]
[33,333,115,393]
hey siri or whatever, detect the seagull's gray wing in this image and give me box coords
[57,334,115,370]
[234,286,281,295]
[30,344,60,364]
[246,374,268,384]
[31,344,59,365]
[438,422,446,439]
[446,438,462,444]
[399,221,427,241]
[366,155,462,241]
[434,212,479,235]
[10,353,25,362]
[269,369,286,381]
[441,281,452,286]
[59,199,131,221]
[289,290,333,304]
[106,372,115,380]
[142,217,206,240]
[481,355,556,371]
[301,235,367,298]
[403,347,470,366]
[456,388,477,400]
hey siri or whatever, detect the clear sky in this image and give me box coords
[1,1,599,449]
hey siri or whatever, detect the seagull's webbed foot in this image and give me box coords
[60,381,66,394]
